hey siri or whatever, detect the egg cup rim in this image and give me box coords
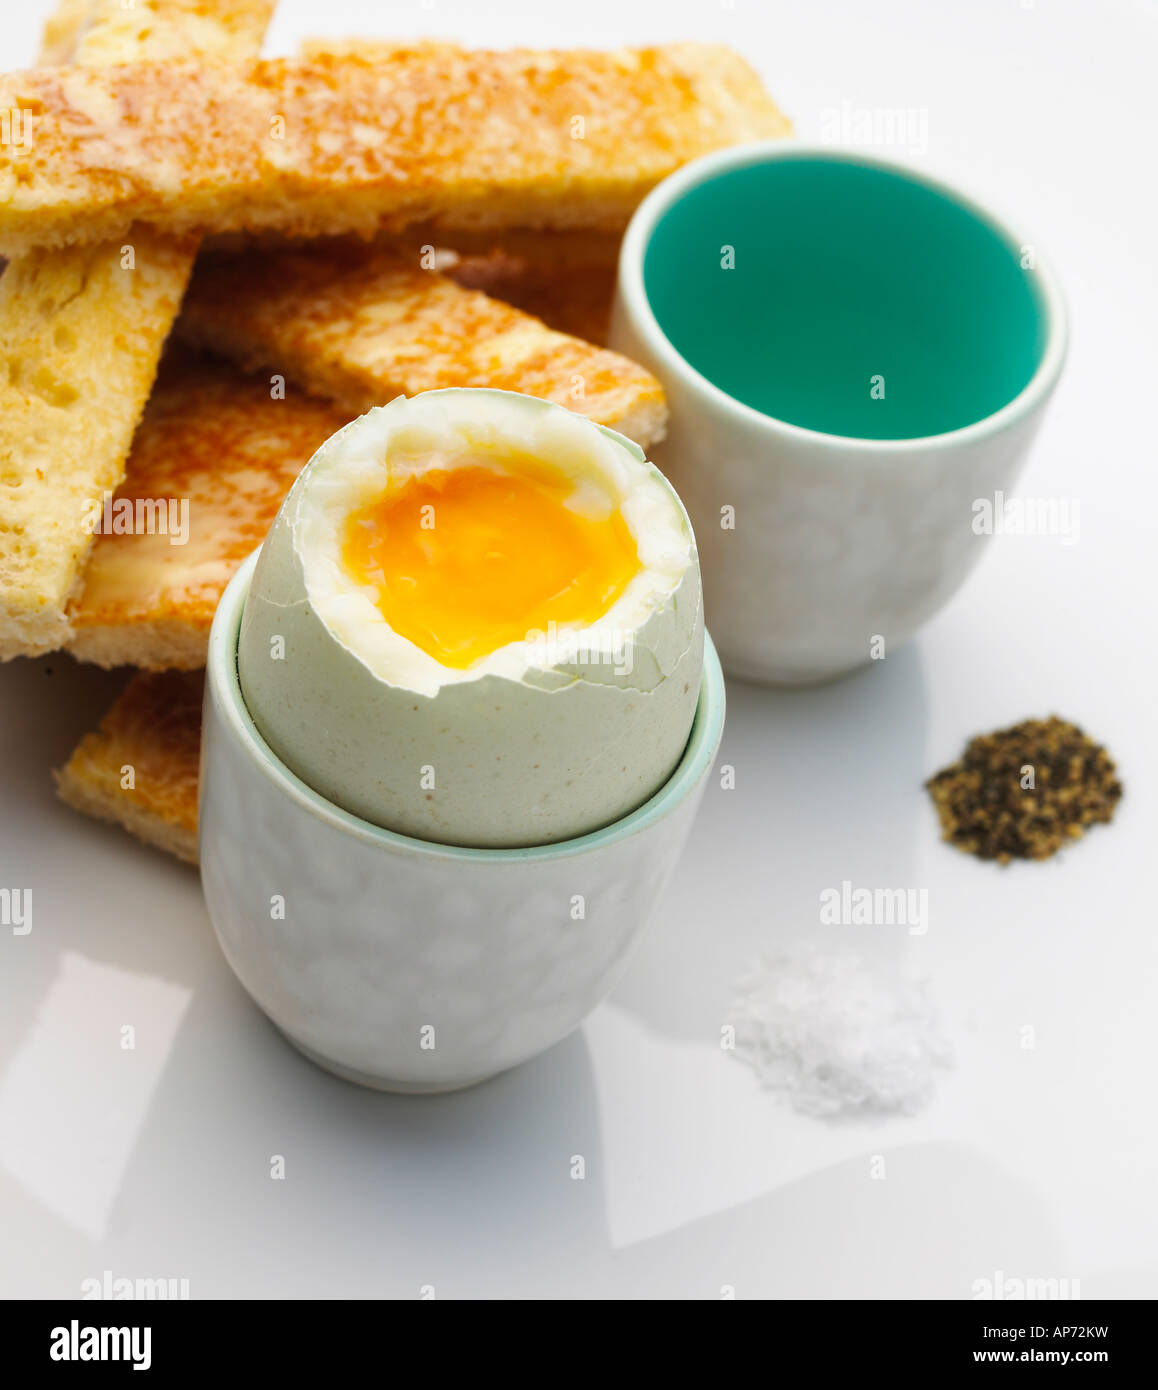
[616,139,1068,455]
[202,549,725,863]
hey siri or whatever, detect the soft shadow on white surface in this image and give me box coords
[9,997,611,1298]
[0,952,191,1241]
[611,643,931,1042]
[596,1141,1070,1299]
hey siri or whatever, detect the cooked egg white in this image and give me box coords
[238,388,703,847]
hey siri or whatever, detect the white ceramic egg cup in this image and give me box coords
[609,142,1069,686]
[199,551,726,1094]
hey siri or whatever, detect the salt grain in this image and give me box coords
[729,948,953,1119]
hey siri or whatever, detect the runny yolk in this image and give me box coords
[340,461,641,669]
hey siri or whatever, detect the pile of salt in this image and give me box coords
[729,948,953,1119]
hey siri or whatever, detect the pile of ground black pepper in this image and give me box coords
[926,716,1122,863]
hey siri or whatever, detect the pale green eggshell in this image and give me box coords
[237,392,704,849]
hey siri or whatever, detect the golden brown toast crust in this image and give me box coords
[0,45,790,256]
[297,39,466,62]
[446,242,621,348]
[0,0,275,660]
[37,0,99,65]
[68,350,350,669]
[176,243,666,446]
[40,0,274,66]
[71,0,275,64]
[55,669,203,864]
[196,226,624,344]
[200,225,625,344]
[0,228,199,657]
[72,247,667,671]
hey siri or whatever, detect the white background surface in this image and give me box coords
[1,0,1156,1298]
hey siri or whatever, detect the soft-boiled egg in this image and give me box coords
[238,389,703,848]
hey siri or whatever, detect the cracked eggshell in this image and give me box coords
[237,389,703,849]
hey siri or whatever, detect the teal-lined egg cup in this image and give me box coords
[609,142,1068,685]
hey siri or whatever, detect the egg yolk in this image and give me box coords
[341,459,641,669]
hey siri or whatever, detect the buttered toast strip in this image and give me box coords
[450,252,618,350]
[37,0,98,65]
[0,0,274,659]
[199,225,624,346]
[400,225,623,345]
[64,0,278,64]
[56,669,203,865]
[0,228,200,658]
[177,244,667,446]
[0,45,790,256]
[40,0,275,66]
[67,351,349,670]
[445,233,622,348]
[74,259,667,670]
